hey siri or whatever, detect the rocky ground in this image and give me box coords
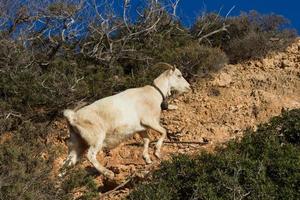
[50,39,300,199]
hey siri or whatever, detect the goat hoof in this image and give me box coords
[58,171,66,178]
[154,151,161,159]
[104,170,115,180]
[144,157,152,164]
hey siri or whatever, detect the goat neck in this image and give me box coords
[153,72,170,100]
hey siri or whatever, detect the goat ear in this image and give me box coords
[172,64,176,71]
[168,68,175,76]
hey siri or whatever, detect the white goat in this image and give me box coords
[61,63,191,179]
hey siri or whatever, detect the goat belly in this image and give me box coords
[103,124,145,149]
[103,134,130,149]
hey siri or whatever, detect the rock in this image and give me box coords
[213,72,232,87]
[281,60,292,68]
[255,61,262,68]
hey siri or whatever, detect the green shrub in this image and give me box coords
[152,41,228,79]
[0,121,66,200]
[62,168,99,200]
[191,11,297,63]
[128,109,300,200]
[173,43,228,79]
[0,116,100,200]
[225,31,269,63]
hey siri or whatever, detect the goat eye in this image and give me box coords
[177,74,182,78]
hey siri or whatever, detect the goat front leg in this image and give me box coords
[139,131,152,164]
[141,119,167,159]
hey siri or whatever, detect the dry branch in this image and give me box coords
[99,178,132,199]
[198,24,230,43]
[161,140,209,145]
[127,140,209,147]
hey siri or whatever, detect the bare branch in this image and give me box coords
[198,24,230,43]
[123,0,131,32]
[5,112,22,119]
[100,177,132,198]
[170,0,180,17]
[225,5,236,19]
[130,17,161,37]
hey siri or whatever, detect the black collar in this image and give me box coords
[152,83,168,110]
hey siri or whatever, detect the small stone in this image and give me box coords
[213,72,232,87]
[280,60,291,68]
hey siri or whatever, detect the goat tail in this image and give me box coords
[63,109,76,126]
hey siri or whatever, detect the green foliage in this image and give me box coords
[226,31,269,63]
[191,11,297,63]
[0,121,64,200]
[0,10,296,115]
[62,168,99,200]
[0,120,99,200]
[172,43,228,78]
[128,109,300,200]
[0,59,88,113]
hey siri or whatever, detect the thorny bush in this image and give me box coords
[128,109,300,200]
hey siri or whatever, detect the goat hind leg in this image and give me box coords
[87,144,114,179]
[59,131,87,177]
[63,131,87,167]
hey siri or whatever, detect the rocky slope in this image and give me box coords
[51,38,300,199]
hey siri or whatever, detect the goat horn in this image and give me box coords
[153,62,175,70]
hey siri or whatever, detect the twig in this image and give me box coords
[123,0,131,33]
[5,112,22,119]
[99,177,132,199]
[127,140,209,146]
[129,17,161,37]
[160,140,209,145]
[170,0,181,17]
[198,24,230,43]
[225,5,236,19]
[239,191,251,200]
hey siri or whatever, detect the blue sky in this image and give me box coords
[5,0,299,37]
[177,0,300,31]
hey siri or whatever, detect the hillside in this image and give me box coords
[46,38,300,199]
[1,2,300,199]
